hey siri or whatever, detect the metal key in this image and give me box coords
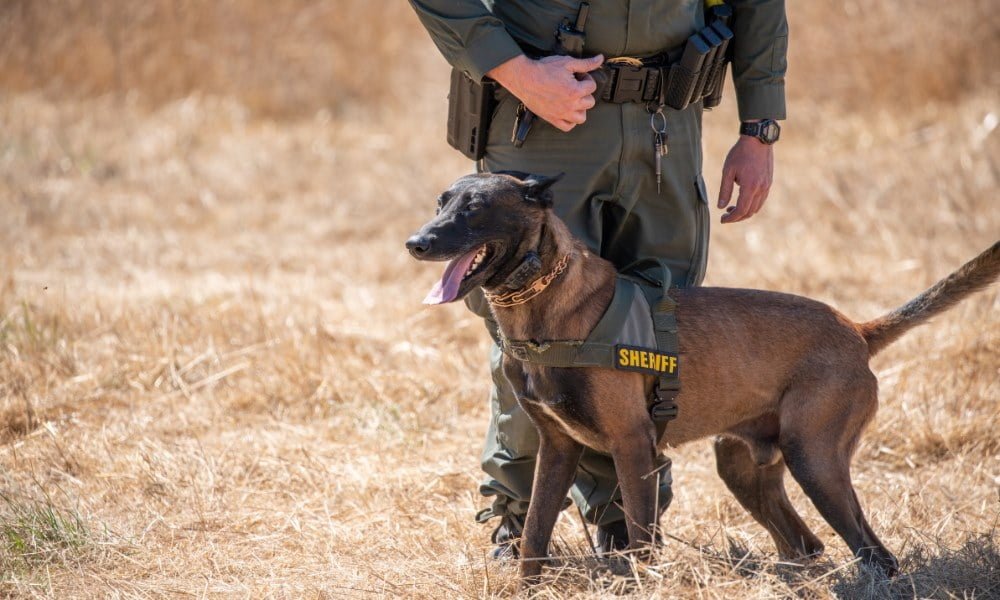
[650,109,669,194]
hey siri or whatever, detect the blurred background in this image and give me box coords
[0,1,997,597]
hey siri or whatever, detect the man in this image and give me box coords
[409,0,787,557]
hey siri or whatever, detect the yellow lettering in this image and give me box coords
[615,347,679,374]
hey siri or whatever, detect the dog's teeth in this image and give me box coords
[463,246,488,279]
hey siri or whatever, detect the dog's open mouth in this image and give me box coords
[423,244,492,305]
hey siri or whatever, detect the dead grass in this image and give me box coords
[0,0,426,118]
[1,1,998,597]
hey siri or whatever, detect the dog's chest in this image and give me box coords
[505,361,607,451]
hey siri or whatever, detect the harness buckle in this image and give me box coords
[650,387,679,422]
[650,401,678,422]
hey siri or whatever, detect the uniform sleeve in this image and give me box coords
[408,0,525,81]
[728,0,788,121]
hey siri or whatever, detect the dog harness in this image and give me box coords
[496,261,681,440]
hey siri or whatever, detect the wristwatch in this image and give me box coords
[740,119,781,144]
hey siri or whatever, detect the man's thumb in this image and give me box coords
[566,54,604,73]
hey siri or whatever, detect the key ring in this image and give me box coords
[649,109,667,134]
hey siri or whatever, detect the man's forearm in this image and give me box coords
[486,55,531,90]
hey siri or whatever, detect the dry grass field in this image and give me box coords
[1,1,998,597]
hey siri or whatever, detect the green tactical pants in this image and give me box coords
[467,92,710,527]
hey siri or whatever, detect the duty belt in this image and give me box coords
[516,14,732,112]
[497,5,733,150]
[518,41,676,106]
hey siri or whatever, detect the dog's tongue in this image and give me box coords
[423,248,480,305]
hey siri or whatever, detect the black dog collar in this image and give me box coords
[501,251,543,290]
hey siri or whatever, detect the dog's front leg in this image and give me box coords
[519,423,583,586]
[610,425,660,555]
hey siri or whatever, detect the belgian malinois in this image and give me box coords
[405,172,1000,584]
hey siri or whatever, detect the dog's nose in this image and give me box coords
[405,233,434,257]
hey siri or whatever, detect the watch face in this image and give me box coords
[761,120,780,143]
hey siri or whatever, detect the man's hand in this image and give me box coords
[487,54,604,132]
[717,134,774,224]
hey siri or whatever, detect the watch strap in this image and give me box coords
[740,121,762,138]
[740,119,779,144]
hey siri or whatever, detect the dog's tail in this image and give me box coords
[859,241,1000,356]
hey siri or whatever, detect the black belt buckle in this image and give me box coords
[609,65,648,104]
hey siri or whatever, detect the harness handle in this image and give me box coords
[618,257,675,311]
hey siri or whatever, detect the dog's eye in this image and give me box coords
[435,193,450,215]
[462,202,485,216]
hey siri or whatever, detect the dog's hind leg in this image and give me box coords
[714,436,824,560]
[518,420,584,584]
[779,377,899,576]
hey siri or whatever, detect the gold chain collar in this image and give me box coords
[484,254,572,308]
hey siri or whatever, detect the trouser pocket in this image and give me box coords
[687,175,711,287]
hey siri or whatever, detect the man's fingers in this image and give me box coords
[746,189,763,220]
[553,119,575,132]
[717,167,735,209]
[746,182,767,218]
[739,180,769,221]
[575,76,598,95]
[578,95,596,110]
[749,183,770,217]
[566,54,604,73]
[722,184,754,223]
[740,184,760,220]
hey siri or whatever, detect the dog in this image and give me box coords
[405,172,1000,584]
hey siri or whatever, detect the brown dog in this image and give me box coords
[406,172,1000,584]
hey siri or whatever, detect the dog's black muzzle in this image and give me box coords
[405,233,437,259]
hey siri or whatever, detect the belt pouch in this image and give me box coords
[447,69,497,160]
[664,34,710,110]
[691,26,722,102]
[703,20,733,109]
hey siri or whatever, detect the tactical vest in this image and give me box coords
[496,262,681,440]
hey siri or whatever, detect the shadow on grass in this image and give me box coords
[517,531,1000,598]
[831,532,1000,600]
[707,534,1000,599]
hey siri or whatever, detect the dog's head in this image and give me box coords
[406,172,562,304]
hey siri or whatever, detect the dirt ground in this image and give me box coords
[1,1,998,597]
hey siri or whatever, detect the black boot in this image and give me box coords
[489,514,524,560]
[595,519,629,556]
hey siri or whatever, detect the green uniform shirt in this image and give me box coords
[409,0,787,121]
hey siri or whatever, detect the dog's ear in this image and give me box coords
[522,173,564,208]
